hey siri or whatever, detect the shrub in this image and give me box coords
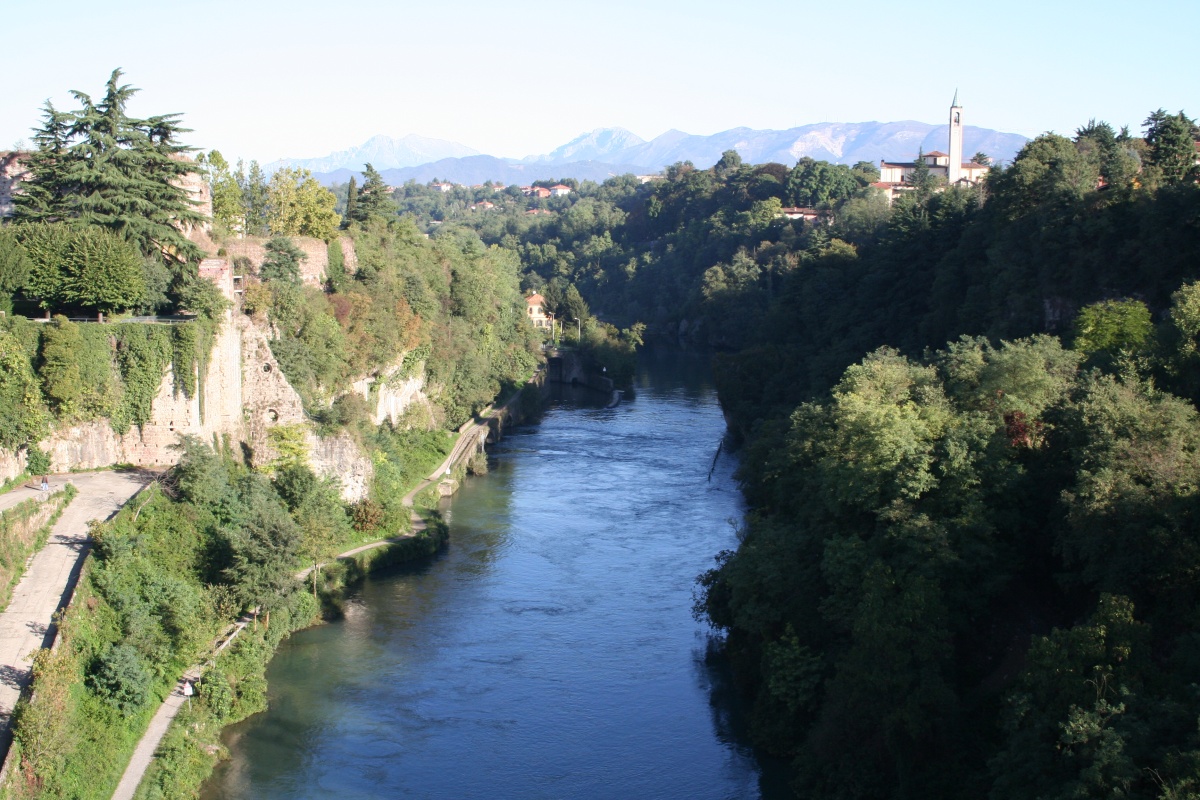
[88,643,152,713]
[25,446,50,475]
[351,498,384,532]
[199,668,234,721]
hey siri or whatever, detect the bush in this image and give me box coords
[351,498,384,532]
[88,644,152,713]
[199,668,234,721]
[25,446,50,476]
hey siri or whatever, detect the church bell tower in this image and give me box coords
[948,90,964,184]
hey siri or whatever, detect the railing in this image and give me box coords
[15,314,196,325]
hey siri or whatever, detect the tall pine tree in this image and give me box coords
[14,69,205,265]
[238,159,270,237]
[343,176,358,228]
[351,163,396,223]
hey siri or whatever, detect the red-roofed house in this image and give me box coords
[525,293,553,329]
[549,184,572,197]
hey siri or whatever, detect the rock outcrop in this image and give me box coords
[3,308,414,502]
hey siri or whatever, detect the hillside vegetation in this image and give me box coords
[0,72,543,799]
[406,109,1200,798]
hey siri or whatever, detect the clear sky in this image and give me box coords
[3,0,1196,164]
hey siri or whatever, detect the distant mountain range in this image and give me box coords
[273,122,1029,187]
[266,134,480,175]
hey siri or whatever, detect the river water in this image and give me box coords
[201,350,787,799]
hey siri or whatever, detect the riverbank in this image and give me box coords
[109,375,547,800]
[196,347,781,799]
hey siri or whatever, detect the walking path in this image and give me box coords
[295,417,491,582]
[110,613,253,800]
[0,471,150,762]
[0,480,54,515]
[112,381,532,798]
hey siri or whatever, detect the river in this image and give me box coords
[200,349,789,799]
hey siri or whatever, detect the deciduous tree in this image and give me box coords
[267,167,341,239]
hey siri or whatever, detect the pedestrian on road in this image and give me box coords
[40,475,48,492]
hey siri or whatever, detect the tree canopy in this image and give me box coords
[13,69,206,265]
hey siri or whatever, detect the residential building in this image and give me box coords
[525,293,553,329]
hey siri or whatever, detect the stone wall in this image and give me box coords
[349,364,432,427]
[309,431,372,502]
[0,152,29,219]
[221,236,335,287]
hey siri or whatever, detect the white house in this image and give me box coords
[525,293,553,329]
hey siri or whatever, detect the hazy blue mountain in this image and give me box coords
[526,127,647,164]
[304,121,1028,186]
[602,122,1028,169]
[266,134,480,174]
[308,156,644,187]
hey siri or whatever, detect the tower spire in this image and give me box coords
[948,91,963,184]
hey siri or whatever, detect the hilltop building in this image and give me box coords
[0,152,30,218]
[875,93,990,202]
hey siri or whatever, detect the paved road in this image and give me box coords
[0,471,150,761]
[0,481,53,515]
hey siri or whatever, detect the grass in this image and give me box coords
[0,484,75,612]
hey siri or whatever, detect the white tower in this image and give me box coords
[948,90,964,184]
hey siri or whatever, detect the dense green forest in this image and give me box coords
[382,109,1200,797]
[678,115,1200,798]
[4,67,1200,798]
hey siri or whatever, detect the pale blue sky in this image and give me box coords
[4,0,1196,163]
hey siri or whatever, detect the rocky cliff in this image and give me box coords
[2,306,431,502]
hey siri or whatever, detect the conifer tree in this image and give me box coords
[14,69,205,264]
[1143,109,1198,184]
[343,176,358,228]
[352,163,396,223]
[238,160,270,237]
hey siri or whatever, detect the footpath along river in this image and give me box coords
[200,349,789,799]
